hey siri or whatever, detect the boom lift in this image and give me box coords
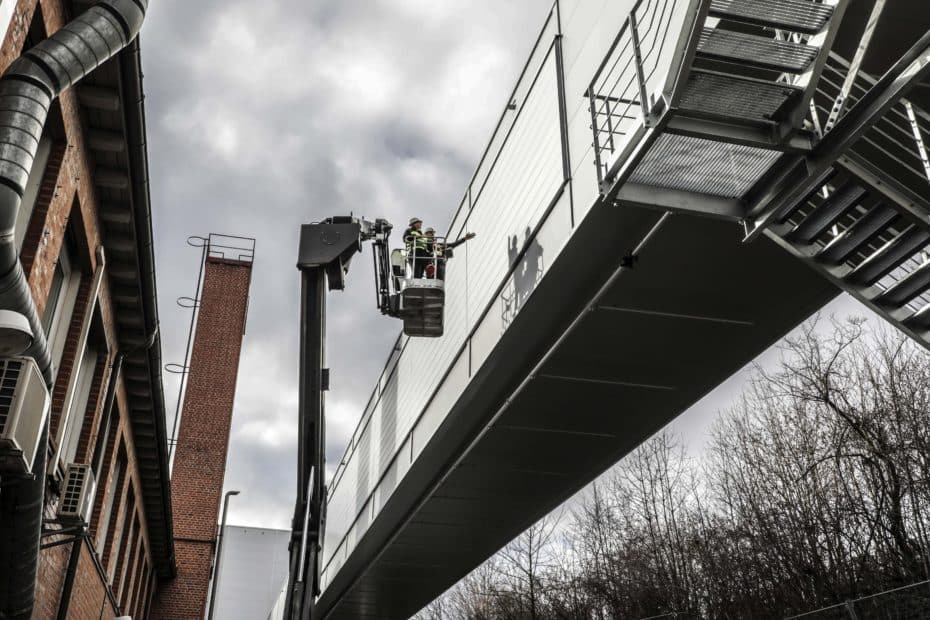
[283,216,446,620]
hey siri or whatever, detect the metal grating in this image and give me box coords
[630,133,781,198]
[709,0,834,34]
[0,359,22,433]
[679,71,799,121]
[697,28,818,73]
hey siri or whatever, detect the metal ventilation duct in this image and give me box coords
[0,2,148,618]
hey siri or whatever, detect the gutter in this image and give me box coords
[119,36,176,578]
[0,2,149,618]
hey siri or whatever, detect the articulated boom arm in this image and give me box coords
[286,216,400,620]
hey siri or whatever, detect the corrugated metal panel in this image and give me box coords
[630,133,780,198]
[467,53,564,315]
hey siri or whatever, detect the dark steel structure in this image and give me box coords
[286,217,398,620]
[306,1,930,618]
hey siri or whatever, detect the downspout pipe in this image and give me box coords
[0,2,148,619]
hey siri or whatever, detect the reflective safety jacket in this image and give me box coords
[404,228,428,253]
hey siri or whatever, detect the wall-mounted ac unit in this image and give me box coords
[59,463,96,525]
[0,357,50,474]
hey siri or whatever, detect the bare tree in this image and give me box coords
[420,318,930,619]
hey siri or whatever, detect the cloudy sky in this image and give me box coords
[140,0,550,528]
[138,0,874,533]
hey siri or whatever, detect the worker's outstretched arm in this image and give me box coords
[447,232,477,249]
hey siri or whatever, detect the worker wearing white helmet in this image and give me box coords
[402,217,432,278]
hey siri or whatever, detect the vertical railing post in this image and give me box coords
[629,10,651,126]
[587,86,605,187]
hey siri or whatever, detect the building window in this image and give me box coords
[118,515,140,606]
[58,342,99,465]
[98,446,126,558]
[43,235,82,373]
[109,487,134,583]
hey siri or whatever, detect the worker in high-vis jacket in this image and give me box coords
[403,217,432,278]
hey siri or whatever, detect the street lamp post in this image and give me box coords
[207,490,240,620]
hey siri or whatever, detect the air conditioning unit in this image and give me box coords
[0,357,50,474]
[59,463,96,525]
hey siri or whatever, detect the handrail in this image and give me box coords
[586,0,684,186]
[446,3,560,235]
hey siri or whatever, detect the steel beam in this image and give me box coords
[665,114,814,152]
[614,181,744,220]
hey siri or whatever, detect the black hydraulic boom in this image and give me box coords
[284,216,400,620]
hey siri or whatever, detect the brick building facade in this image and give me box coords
[0,1,170,618]
[0,2,256,618]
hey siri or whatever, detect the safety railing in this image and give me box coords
[586,0,683,189]
[401,235,450,280]
[785,580,930,619]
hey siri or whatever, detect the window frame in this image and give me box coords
[44,237,82,373]
[58,342,99,466]
[96,450,122,551]
[15,134,53,254]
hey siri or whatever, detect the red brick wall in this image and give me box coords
[150,257,252,619]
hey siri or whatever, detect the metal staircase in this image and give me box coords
[587,0,930,349]
[680,0,843,131]
[758,51,930,346]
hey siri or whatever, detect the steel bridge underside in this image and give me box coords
[315,1,930,616]
[315,203,837,618]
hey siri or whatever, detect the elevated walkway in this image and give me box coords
[314,1,930,617]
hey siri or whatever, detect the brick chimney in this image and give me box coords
[151,237,254,619]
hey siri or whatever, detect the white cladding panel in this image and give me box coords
[320,0,691,591]
[212,527,290,620]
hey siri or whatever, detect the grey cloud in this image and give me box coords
[143,0,547,527]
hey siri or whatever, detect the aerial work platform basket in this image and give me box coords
[391,244,447,337]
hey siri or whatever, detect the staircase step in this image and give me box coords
[876,262,930,308]
[848,226,930,287]
[816,205,898,265]
[773,167,838,225]
[709,0,834,35]
[904,304,930,331]
[697,28,818,73]
[679,71,801,122]
[788,182,866,244]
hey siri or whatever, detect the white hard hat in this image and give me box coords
[409,217,422,226]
